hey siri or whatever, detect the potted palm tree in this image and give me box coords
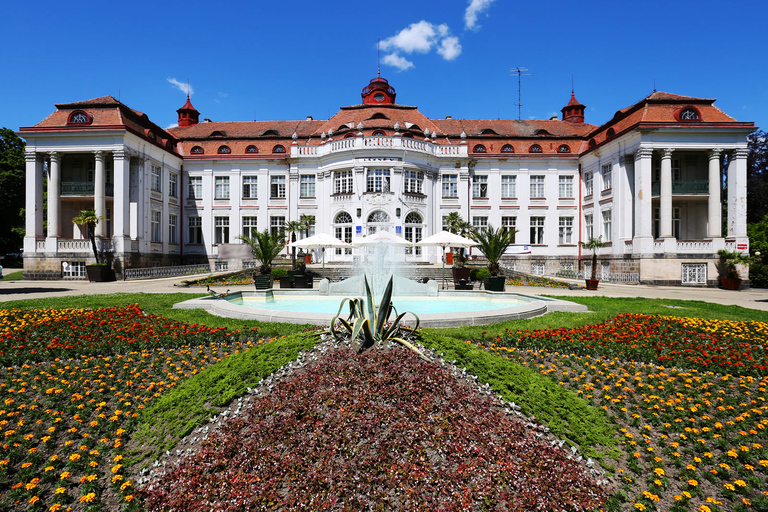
[717,249,751,290]
[472,224,517,292]
[283,219,303,270]
[445,212,472,280]
[73,209,113,282]
[580,236,607,290]
[239,229,286,289]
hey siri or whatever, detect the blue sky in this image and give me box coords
[2,0,766,134]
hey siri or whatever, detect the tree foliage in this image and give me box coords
[747,130,768,224]
[0,128,25,256]
[239,229,285,275]
[747,214,768,288]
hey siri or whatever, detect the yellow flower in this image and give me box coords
[634,504,646,511]
[29,496,39,505]
[49,504,62,512]
[688,479,698,487]
[80,492,96,503]
[55,487,66,494]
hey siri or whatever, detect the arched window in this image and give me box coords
[334,211,353,254]
[404,212,423,255]
[335,211,352,224]
[372,130,386,136]
[190,146,204,154]
[217,145,231,154]
[558,144,571,153]
[678,107,701,122]
[404,212,422,223]
[589,138,596,148]
[501,144,515,153]
[481,128,498,135]
[535,129,551,136]
[262,129,279,136]
[367,211,390,223]
[367,112,390,120]
[67,110,92,125]
[344,133,355,138]
[272,145,286,154]
[473,144,487,153]
[606,128,616,139]
[529,144,542,153]
[245,145,259,153]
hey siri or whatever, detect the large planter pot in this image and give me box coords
[484,275,506,292]
[445,252,454,265]
[585,279,600,290]
[720,277,742,290]
[254,275,273,290]
[279,276,294,288]
[85,265,114,282]
[304,254,312,264]
[452,267,470,281]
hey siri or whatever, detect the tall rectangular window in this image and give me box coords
[270,216,285,237]
[584,172,593,196]
[300,174,315,198]
[530,216,545,244]
[501,216,517,243]
[270,175,286,198]
[335,226,352,254]
[501,175,516,198]
[403,170,423,194]
[602,210,612,241]
[334,170,353,194]
[530,175,545,198]
[169,214,178,244]
[585,214,593,240]
[242,217,258,239]
[602,164,612,191]
[151,165,162,192]
[442,174,458,197]
[367,169,390,192]
[442,215,451,232]
[188,176,202,199]
[188,216,202,244]
[472,216,488,229]
[215,217,229,244]
[558,176,574,198]
[242,176,258,199]
[169,173,178,197]
[472,175,488,198]
[559,217,574,244]
[215,176,230,199]
[151,211,161,242]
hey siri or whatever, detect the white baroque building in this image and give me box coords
[19,76,754,285]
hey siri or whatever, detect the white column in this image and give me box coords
[112,149,130,249]
[707,148,722,238]
[47,152,61,240]
[23,152,44,253]
[93,151,106,237]
[659,148,674,238]
[633,148,654,253]
[727,148,749,238]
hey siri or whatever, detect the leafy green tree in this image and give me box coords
[747,214,768,288]
[72,209,102,264]
[0,128,25,256]
[747,130,768,224]
[239,229,286,275]
[283,219,303,269]
[300,214,315,238]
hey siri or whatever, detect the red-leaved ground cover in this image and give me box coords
[141,344,609,511]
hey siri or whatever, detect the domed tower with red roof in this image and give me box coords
[361,76,396,105]
[176,95,200,127]
[561,91,585,124]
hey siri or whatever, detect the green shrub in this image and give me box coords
[271,267,288,278]
[471,268,491,281]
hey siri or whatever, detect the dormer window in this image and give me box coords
[262,129,280,136]
[218,145,231,154]
[245,145,259,153]
[558,144,571,153]
[501,144,515,153]
[473,144,487,153]
[368,112,390,120]
[535,129,551,136]
[372,130,386,136]
[678,107,701,122]
[68,111,92,125]
[589,138,596,148]
[529,144,542,153]
[210,130,226,137]
[480,128,498,135]
[373,92,385,102]
[606,128,616,139]
[272,145,286,153]
[190,146,204,154]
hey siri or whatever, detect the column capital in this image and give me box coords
[708,148,723,160]
[93,150,105,161]
[634,147,653,160]
[733,148,749,160]
[661,148,675,159]
[112,149,127,160]
[25,151,39,163]
[48,151,61,163]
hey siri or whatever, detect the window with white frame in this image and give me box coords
[472,216,488,229]
[242,176,258,199]
[501,216,517,243]
[442,215,451,232]
[169,214,178,244]
[215,176,230,199]
[270,175,286,198]
[270,216,285,238]
[682,263,707,284]
[403,170,423,194]
[530,175,545,198]
[62,261,86,278]
[602,164,612,191]
[215,217,229,244]
[530,216,545,244]
[169,173,178,197]
[531,262,545,275]
[585,214,593,240]
[151,165,162,192]
[602,210,612,241]
[188,216,202,244]
[151,210,161,242]
[188,176,202,199]
[300,215,316,238]
[472,175,488,198]
[558,217,574,244]
[501,175,517,198]
[242,217,258,239]
[442,174,458,197]
[584,171,593,196]
[334,211,353,254]
[558,175,574,198]
[300,174,315,198]
[334,170,353,194]
[367,169,390,193]
[404,212,423,255]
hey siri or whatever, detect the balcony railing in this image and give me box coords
[651,180,708,196]
[61,182,114,197]
[292,136,467,158]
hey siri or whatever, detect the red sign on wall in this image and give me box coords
[737,244,748,250]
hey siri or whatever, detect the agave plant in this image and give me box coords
[330,275,426,360]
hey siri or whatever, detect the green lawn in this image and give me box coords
[0,270,23,281]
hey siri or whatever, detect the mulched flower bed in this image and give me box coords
[140,343,610,511]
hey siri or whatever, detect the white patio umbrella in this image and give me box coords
[352,230,413,247]
[291,232,352,273]
[416,230,479,289]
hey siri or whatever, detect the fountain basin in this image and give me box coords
[174,289,587,328]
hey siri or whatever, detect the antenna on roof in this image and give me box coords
[118,89,121,103]
[653,79,657,93]
[510,67,529,121]
[377,38,381,78]
[571,73,574,94]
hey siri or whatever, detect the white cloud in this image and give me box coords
[465,0,497,30]
[383,53,414,72]
[167,78,193,96]
[438,37,461,60]
[165,123,179,130]
[213,91,229,104]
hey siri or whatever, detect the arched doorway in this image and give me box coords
[366,210,391,235]
[404,211,423,255]
[334,211,353,257]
